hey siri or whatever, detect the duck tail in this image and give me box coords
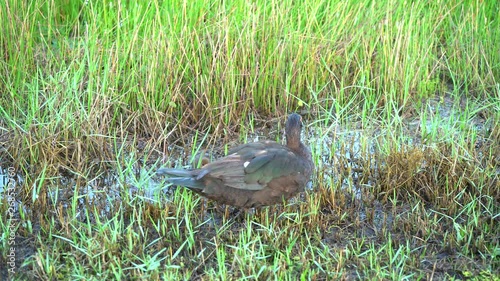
[157,168,205,190]
[157,168,195,177]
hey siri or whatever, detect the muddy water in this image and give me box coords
[0,91,494,239]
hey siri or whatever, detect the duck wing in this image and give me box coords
[199,141,310,191]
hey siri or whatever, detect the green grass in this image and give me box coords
[1,0,499,280]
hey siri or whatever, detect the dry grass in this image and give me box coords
[1,0,499,280]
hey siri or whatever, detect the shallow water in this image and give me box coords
[0,91,494,220]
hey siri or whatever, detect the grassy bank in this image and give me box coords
[0,0,499,279]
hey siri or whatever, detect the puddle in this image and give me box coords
[0,92,497,280]
[0,92,495,235]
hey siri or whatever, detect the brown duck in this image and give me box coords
[157,113,313,208]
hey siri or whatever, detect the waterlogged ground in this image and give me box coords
[1,93,498,279]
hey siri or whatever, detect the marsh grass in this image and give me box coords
[1,0,499,279]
